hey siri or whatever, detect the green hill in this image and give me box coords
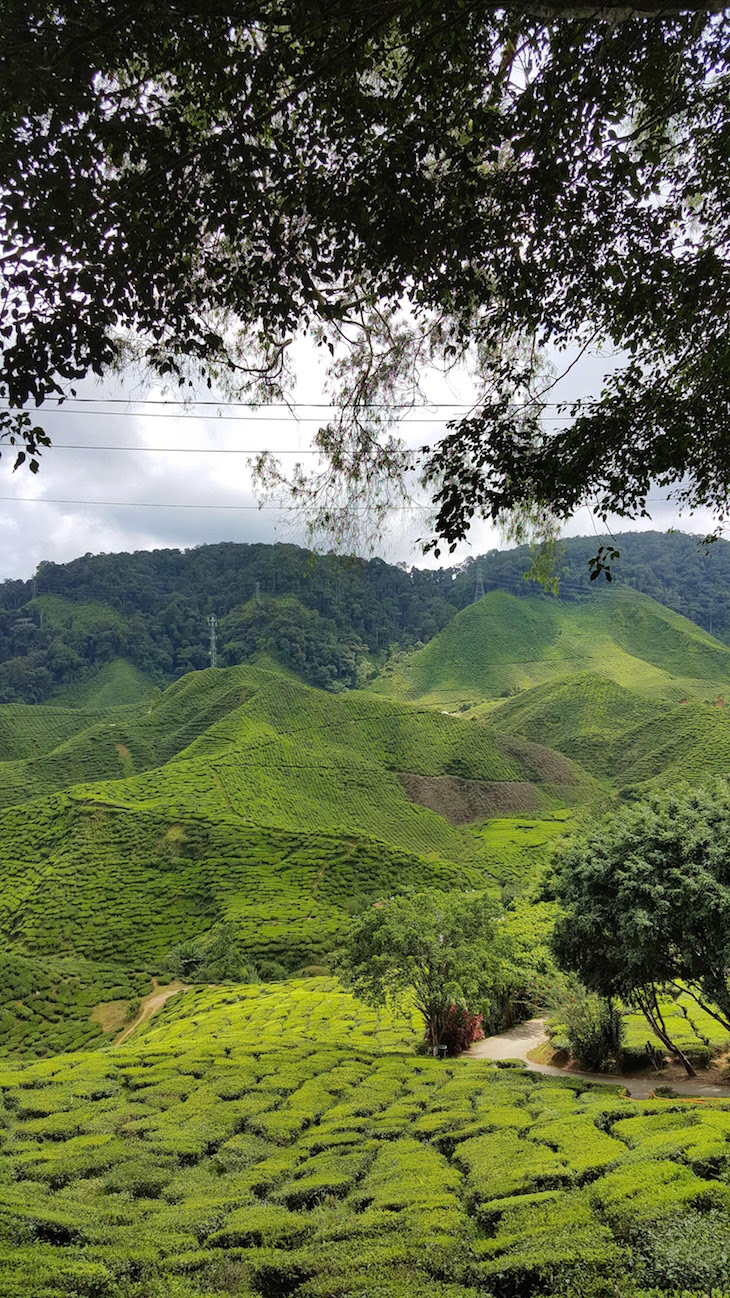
[5,538,730,1297]
[490,673,730,794]
[0,661,592,1056]
[49,658,157,708]
[607,701,730,795]
[372,586,730,708]
[3,575,729,1063]
[489,673,666,778]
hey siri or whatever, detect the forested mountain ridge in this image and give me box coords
[2,530,730,703]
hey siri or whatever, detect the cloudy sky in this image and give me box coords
[0,342,719,582]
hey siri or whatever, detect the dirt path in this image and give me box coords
[464,1018,730,1100]
[113,979,191,1047]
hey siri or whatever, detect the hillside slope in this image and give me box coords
[372,587,730,708]
[0,662,590,1056]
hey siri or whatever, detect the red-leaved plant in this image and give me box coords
[436,1005,484,1054]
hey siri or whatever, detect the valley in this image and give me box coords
[2,536,730,1296]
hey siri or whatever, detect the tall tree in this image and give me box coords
[338,889,504,1053]
[550,782,730,1077]
[3,4,730,549]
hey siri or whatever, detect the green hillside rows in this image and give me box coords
[48,658,158,708]
[2,980,730,1298]
[490,673,730,794]
[0,703,115,762]
[58,674,587,863]
[0,663,588,844]
[0,661,590,1057]
[0,789,497,1057]
[0,665,262,810]
[373,587,730,708]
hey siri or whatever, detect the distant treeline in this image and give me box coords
[0,532,727,703]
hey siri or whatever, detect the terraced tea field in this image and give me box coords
[0,659,588,1057]
[3,569,730,1296]
[3,980,730,1298]
[373,586,730,709]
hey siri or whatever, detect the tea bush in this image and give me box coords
[0,980,729,1295]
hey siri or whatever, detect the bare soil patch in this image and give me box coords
[90,998,132,1035]
[398,773,541,824]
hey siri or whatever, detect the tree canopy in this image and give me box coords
[550,782,730,1076]
[337,889,503,1052]
[4,4,730,547]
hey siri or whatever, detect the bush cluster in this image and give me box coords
[0,980,727,1297]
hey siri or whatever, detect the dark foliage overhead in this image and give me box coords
[2,4,730,544]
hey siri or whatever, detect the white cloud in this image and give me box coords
[0,346,720,580]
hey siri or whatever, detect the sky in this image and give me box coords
[0,342,720,582]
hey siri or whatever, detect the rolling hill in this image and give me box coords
[372,586,730,708]
[0,658,590,1056]
[3,540,730,1297]
[3,569,730,1059]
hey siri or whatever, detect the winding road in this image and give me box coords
[464,1018,730,1100]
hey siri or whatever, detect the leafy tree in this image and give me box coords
[166,923,258,983]
[3,7,730,551]
[550,782,730,1077]
[338,889,506,1053]
[220,595,367,691]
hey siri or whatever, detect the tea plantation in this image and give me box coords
[0,657,590,1058]
[3,980,730,1298]
[373,587,730,709]
[3,574,730,1296]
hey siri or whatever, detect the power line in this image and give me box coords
[0,397,571,410]
[0,494,427,510]
[0,408,576,424]
[19,443,429,454]
[0,489,692,508]
[0,495,293,510]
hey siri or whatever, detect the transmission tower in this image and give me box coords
[474,561,485,602]
[207,614,218,668]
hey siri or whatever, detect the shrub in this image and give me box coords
[548,981,624,1072]
[632,1209,730,1290]
[437,1005,484,1055]
[257,960,288,982]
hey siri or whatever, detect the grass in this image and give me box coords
[0,979,730,1297]
[474,812,572,886]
